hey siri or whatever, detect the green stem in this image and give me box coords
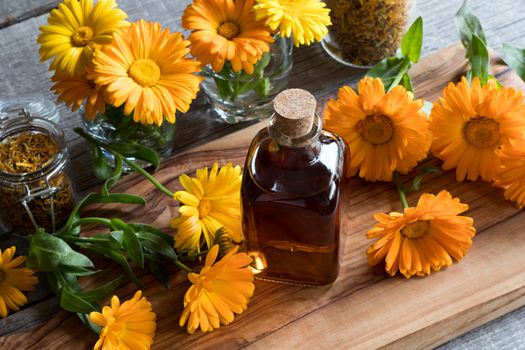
[75,128,174,198]
[179,250,208,261]
[123,158,174,198]
[172,259,194,273]
[393,172,409,209]
[387,59,411,92]
[71,217,112,228]
[64,236,112,244]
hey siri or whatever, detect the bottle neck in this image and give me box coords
[268,113,322,148]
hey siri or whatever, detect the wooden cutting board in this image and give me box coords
[1,43,525,349]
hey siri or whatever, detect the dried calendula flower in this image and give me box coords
[0,131,74,234]
[325,0,413,66]
[0,132,58,173]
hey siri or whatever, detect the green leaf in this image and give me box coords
[77,313,101,334]
[149,261,170,289]
[102,154,123,196]
[502,43,525,82]
[60,193,145,235]
[28,232,93,272]
[213,75,234,100]
[59,265,100,277]
[74,277,123,302]
[469,34,490,83]
[88,231,124,250]
[107,142,160,169]
[129,224,173,245]
[253,53,271,79]
[455,0,487,50]
[400,73,414,93]
[91,144,114,180]
[367,56,406,85]
[47,273,59,294]
[111,219,144,268]
[255,78,270,98]
[78,244,144,288]
[60,288,99,314]
[137,230,177,261]
[401,17,423,63]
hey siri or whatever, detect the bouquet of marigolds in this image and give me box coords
[182,0,332,122]
[37,0,203,160]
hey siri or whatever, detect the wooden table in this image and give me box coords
[0,0,524,348]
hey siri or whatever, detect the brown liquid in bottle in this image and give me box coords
[242,126,346,286]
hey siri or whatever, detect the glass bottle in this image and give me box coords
[241,89,347,286]
[321,0,416,68]
[0,113,75,234]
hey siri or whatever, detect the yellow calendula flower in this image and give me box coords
[171,163,243,253]
[494,144,525,208]
[254,0,331,46]
[179,245,255,334]
[182,0,273,74]
[430,77,525,182]
[0,246,38,318]
[324,77,432,182]
[37,0,128,76]
[367,190,476,278]
[91,20,203,126]
[89,290,156,350]
[51,72,106,120]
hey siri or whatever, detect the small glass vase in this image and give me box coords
[200,35,293,124]
[81,105,176,167]
[322,0,416,68]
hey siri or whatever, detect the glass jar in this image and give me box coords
[0,95,60,124]
[0,115,75,234]
[200,35,293,124]
[322,0,416,68]
[81,105,177,166]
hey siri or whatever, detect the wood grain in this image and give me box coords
[1,43,524,349]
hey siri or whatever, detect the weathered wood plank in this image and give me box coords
[0,1,59,29]
[1,44,525,349]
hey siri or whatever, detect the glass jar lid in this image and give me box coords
[0,95,60,125]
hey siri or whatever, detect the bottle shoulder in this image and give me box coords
[242,127,346,198]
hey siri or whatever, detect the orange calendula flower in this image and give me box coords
[494,144,525,208]
[182,0,273,74]
[37,0,128,76]
[324,77,432,181]
[0,246,38,318]
[51,72,106,120]
[179,245,255,334]
[254,0,331,46]
[171,163,243,254]
[430,77,525,182]
[91,20,202,126]
[367,190,476,278]
[90,290,156,350]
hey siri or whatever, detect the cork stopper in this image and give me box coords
[273,89,316,137]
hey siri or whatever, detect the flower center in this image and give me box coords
[356,114,394,145]
[401,220,431,239]
[218,22,240,40]
[464,117,500,148]
[0,269,5,283]
[71,26,94,47]
[198,199,212,218]
[128,59,161,87]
